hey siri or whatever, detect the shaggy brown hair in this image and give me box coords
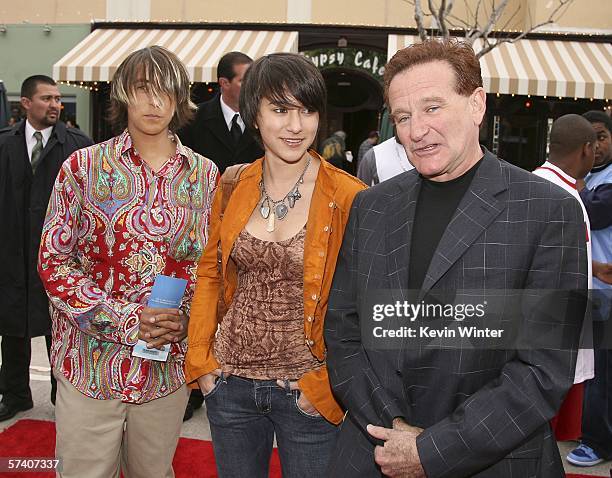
[108,45,195,133]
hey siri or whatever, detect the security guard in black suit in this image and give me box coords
[0,75,93,421]
[179,51,263,174]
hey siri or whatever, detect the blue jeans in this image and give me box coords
[204,374,338,478]
[581,349,612,459]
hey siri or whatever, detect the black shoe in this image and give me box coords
[183,401,194,422]
[0,401,34,422]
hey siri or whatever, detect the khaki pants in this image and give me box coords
[54,372,189,478]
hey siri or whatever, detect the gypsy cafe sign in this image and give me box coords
[302,48,386,80]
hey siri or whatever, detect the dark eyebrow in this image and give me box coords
[420,96,445,104]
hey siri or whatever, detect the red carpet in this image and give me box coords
[0,419,281,477]
[567,476,610,478]
[1,420,609,477]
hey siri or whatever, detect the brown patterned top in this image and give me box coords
[214,227,322,380]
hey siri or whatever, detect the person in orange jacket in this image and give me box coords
[185,52,366,477]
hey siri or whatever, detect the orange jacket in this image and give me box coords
[185,152,366,424]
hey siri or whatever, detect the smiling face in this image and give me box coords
[21,82,61,130]
[388,60,486,181]
[256,96,319,165]
[126,78,175,137]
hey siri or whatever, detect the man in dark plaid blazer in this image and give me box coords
[325,40,588,477]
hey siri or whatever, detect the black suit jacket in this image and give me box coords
[0,121,93,337]
[325,150,588,477]
[178,95,263,173]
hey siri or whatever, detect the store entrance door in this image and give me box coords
[303,47,385,174]
[319,68,383,174]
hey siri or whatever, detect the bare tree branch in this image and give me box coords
[473,0,484,27]
[438,0,449,38]
[405,0,574,55]
[445,0,455,16]
[414,0,429,42]
[479,0,509,39]
[463,0,475,22]
[445,10,474,29]
[497,3,521,32]
[475,0,574,59]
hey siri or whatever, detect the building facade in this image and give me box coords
[1,0,610,168]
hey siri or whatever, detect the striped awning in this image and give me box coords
[53,29,299,83]
[388,35,612,100]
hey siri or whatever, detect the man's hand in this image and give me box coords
[593,260,612,285]
[138,307,187,349]
[367,420,425,478]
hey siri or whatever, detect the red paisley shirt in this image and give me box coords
[38,130,218,403]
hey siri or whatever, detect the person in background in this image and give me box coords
[65,119,80,129]
[179,51,263,175]
[356,130,379,166]
[357,132,413,186]
[567,110,612,467]
[185,52,365,478]
[320,129,347,170]
[38,46,218,477]
[0,75,92,422]
[533,114,597,443]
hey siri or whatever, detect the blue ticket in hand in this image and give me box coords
[132,275,188,362]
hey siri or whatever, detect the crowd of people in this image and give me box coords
[0,38,610,478]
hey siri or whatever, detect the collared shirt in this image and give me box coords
[219,94,245,133]
[581,161,612,293]
[185,152,366,424]
[25,120,53,161]
[38,129,218,404]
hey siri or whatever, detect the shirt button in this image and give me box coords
[311,294,317,301]
[307,316,313,322]
[307,339,315,346]
[328,202,334,208]
[323,226,329,232]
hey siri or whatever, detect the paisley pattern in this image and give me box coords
[39,130,218,404]
[215,227,322,380]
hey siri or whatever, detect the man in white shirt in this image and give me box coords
[357,134,414,186]
[533,114,596,386]
[0,75,92,421]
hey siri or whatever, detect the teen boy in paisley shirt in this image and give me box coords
[38,46,218,477]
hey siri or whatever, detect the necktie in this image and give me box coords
[31,131,44,174]
[230,113,242,146]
